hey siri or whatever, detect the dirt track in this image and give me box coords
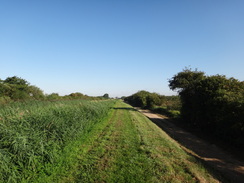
[138,109,244,183]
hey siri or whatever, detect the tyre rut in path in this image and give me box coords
[137,108,244,183]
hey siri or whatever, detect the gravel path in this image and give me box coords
[138,108,244,183]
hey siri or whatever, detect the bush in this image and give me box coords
[124,91,181,113]
[168,110,180,118]
[0,76,45,101]
[152,107,180,119]
[169,68,244,147]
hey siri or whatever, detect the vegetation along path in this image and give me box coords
[138,108,244,183]
[61,100,219,183]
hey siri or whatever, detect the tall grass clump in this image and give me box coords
[0,99,115,182]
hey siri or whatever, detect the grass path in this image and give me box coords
[61,101,219,183]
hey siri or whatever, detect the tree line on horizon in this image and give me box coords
[0,76,109,104]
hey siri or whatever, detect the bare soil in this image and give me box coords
[137,108,244,183]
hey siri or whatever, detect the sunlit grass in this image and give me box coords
[0,99,116,182]
[63,101,218,183]
[0,100,219,182]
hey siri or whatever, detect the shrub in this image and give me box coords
[169,68,244,147]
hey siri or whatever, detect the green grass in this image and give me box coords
[0,99,116,182]
[152,106,181,118]
[61,101,218,183]
[0,100,219,182]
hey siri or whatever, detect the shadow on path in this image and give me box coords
[138,109,244,183]
[113,107,137,111]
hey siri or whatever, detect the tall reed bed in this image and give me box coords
[0,99,115,182]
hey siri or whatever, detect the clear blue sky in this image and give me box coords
[1,0,243,97]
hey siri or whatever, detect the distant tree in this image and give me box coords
[146,93,161,109]
[28,85,44,99]
[46,93,60,100]
[124,90,163,109]
[1,76,46,101]
[69,92,84,98]
[4,76,29,86]
[1,76,30,100]
[124,90,149,108]
[103,93,109,99]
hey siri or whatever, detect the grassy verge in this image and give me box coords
[0,99,116,182]
[62,101,218,183]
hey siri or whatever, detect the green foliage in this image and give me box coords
[162,95,182,111]
[124,91,181,119]
[10,87,31,100]
[0,76,109,102]
[0,82,12,97]
[124,91,181,111]
[4,76,29,86]
[169,110,181,118]
[68,92,85,98]
[152,107,181,118]
[28,85,45,99]
[169,68,244,147]
[145,92,162,108]
[169,68,205,93]
[103,93,109,99]
[0,76,45,101]
[124,90,155,108]
[46,93,60,100]
[0,100,115,182]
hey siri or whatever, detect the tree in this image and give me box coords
[4,76,29,86]
[124,91,163,109]
[28,85,44,99]
[168,68,206,123]
[103,93,109,99]
[46,93,60,100]
[169,68,244,146]
[0,76,46,101]
[169,68,205,93]
[146,93,161,108]
[194,75,244,131]
[1,76,30,100]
